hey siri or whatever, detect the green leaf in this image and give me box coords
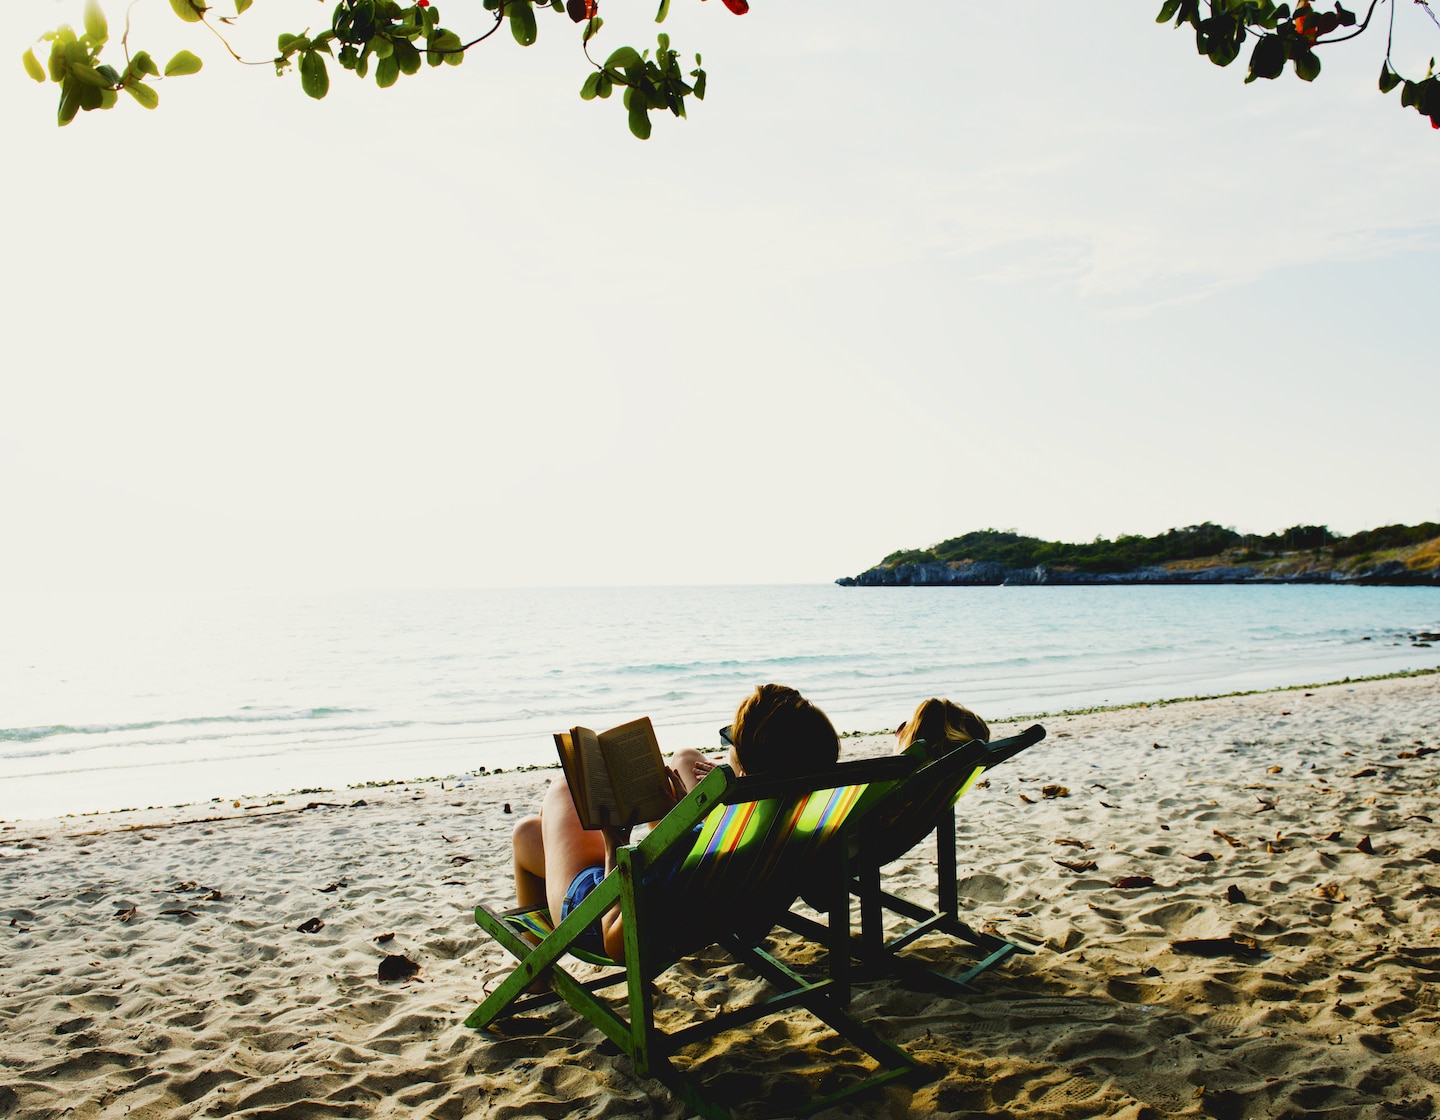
[393,36,421,74]
[628,97,651,139]
[1380,60,1401,94]
[58,76,83,124]
[130,50,157,76]
[510,1,537,46]
[96,63,122,84]
[164,50,203,77]
[691,67,705,99]
[71,62,111,88]
[125,79,158,108]
[579,70,601,99]
[657,32,669,52]
[604,46,640,70]
[1156,0,1181,22]
[1409,78,1430,113]
[655,0,670,24]
[236,0,252,12]
[299,49,329,97]
[78,80,103,110]
[597,72,612,97]
[375,52,399,86]
[47,38,67,82]
[1245,33,1285,82]
[84,1,109,44]
[169,0,205,23]
[1293,47,1320,82]
[23,48,47,83]
[583,16,602,42]
[98,87,118,109]
[370,35,394,59]
[426,29,461,66]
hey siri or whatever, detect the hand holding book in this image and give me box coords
[554,716,681,830]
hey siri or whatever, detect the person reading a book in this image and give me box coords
[510,683,840,962]
[894,697,989,756]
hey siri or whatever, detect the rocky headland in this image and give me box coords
[837,523,1440,588]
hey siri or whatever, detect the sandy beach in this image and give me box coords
[3,673,1438,1119]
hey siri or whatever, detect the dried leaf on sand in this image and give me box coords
[378,954,420,983]
[1172,935,1264,958]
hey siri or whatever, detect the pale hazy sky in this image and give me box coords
[5,1,1438,589]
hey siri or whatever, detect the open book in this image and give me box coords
[554,716,672,830]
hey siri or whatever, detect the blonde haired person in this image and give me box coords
[895,697,989,757]
[510,684,840,962]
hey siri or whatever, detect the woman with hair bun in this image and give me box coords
[894,697,989,756]
[510,684,839,963]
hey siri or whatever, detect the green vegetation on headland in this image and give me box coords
[838,522,1440,586]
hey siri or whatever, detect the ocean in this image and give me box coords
[2,584,1437,820]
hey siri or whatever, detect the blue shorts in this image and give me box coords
[560,865,607,956]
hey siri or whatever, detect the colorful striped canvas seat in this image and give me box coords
[659,777,868,955]
[466,755,919,1120]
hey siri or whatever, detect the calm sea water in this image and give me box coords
[2,585,1437,820]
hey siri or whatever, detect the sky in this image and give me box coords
[4,0,1439,589]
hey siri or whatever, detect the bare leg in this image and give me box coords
[512,814,546,910]
[668,747,720,793]
[540,777,607,926]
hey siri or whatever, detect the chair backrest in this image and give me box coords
[637,757,915,956]
[862,723,1046,869]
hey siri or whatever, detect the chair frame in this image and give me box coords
[785,724,1047,996]
[466,755,921,1120]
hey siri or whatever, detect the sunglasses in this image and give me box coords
[719,724,733,746]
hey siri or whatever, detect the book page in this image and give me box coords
[553,732,585,820]
[597,717,670,825]
[571,726,620,828]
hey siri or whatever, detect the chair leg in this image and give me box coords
[936,810,958,920]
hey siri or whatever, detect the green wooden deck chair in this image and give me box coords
[465,755,920,1120]
[783,723,1047,996]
